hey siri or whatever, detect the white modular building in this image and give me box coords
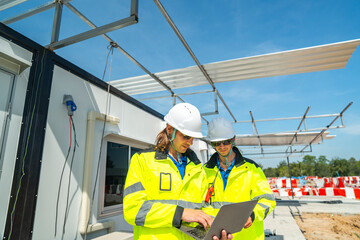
[0,23,209,240]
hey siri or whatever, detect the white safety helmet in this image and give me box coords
[207,117,236,142]
[164,103,203,138]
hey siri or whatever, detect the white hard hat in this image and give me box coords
[207,117,236,142]
[164,103,203,138]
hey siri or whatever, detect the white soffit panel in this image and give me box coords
[0,0,27,11]
[235,132,335,146]
[111,39,360,95]
[0,36,32,74]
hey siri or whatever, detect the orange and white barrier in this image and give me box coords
[272,187,360,200]
[269,176,360,189]
[275,178,299,188]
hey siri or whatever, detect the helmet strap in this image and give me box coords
[167,128,183,164]
[215,143,234,167]
[171,129,177,141]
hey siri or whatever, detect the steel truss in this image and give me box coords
[1,0,139,50]
[237,102,352,158]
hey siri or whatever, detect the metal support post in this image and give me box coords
[250,111,263,154]
[51,0,63,43]
[287,157,294,200]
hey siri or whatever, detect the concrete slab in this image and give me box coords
[264,205,305,240]
[264,196,360,239]
[92,232,133,240]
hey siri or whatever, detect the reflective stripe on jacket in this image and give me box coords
[203,147,276,240]
[124,148,207,240]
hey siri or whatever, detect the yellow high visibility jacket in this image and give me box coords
[123,148,207,240]
[203,147,276,240]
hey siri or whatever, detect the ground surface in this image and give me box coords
[295,213,360,240]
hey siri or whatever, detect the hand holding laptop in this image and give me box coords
[212,230,233,240]
[179,200,258,240]
[243,216,253,229]
[182,208,214,229]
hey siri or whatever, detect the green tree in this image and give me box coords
[315,155,330,177]
[289,161,301,177]
[277,160,289,177]
[348,157,360,176]
[302,155,316,176]
[263,167,277,177]
[329,158,350,176]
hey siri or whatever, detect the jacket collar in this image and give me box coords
[205,147,245,169]
[154,148,201,165]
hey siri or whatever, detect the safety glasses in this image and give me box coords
[179,131,193,140]
[211,139,233,147]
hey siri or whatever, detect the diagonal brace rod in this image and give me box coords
[153,0,236,122]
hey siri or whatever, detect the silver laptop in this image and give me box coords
[179,200,258,240]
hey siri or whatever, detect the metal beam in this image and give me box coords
[1,0,59,25]
[130,0,139,18]
[138,89,214,101]
[47,15,138,50]
[249,111,264,154]
[299,102,353,153]
[64,1,208,124]
[243,150,312,156]
[50,0,63,43]
[285,106,310,153]
[153,0,237,122]
[287,156,294,199]
[235,113,341,123]
[64,1,174,95]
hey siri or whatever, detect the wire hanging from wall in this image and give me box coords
[54,94,79,238]
[84,42,117,240]
[62,115,79,235]
[54,116,72,237]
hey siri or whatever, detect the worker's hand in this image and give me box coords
[243,216,253,229]
[212,230,233,240]
[181,209,213,229]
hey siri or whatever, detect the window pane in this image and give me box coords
[130,147,142,157]
[105,142,129,207]
[0,69,14,175]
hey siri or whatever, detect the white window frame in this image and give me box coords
[0,68,16,178]
[97,134,150,219]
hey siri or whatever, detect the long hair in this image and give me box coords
[154,128,171,152]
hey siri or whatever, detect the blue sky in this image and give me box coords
[2,0,360,167]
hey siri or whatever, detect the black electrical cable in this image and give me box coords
[62,115,79,235]
[54,116,72,237]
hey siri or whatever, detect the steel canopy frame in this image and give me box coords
[110,39,360,95]
[62,1,209,123]
[0,0,27,11]
[153,0,237,121]
[1,0,139,50]
[109,0,360,129]
[235,102,353,158]
[1,0,355,157]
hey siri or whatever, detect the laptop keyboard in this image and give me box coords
[187,225,207,238]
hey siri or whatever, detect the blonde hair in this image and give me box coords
[154,128,171,152]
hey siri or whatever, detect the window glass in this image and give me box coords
[0,69,15,174]
[104,142,142,207]
[105,142,128,207]
[131,147,142,157]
